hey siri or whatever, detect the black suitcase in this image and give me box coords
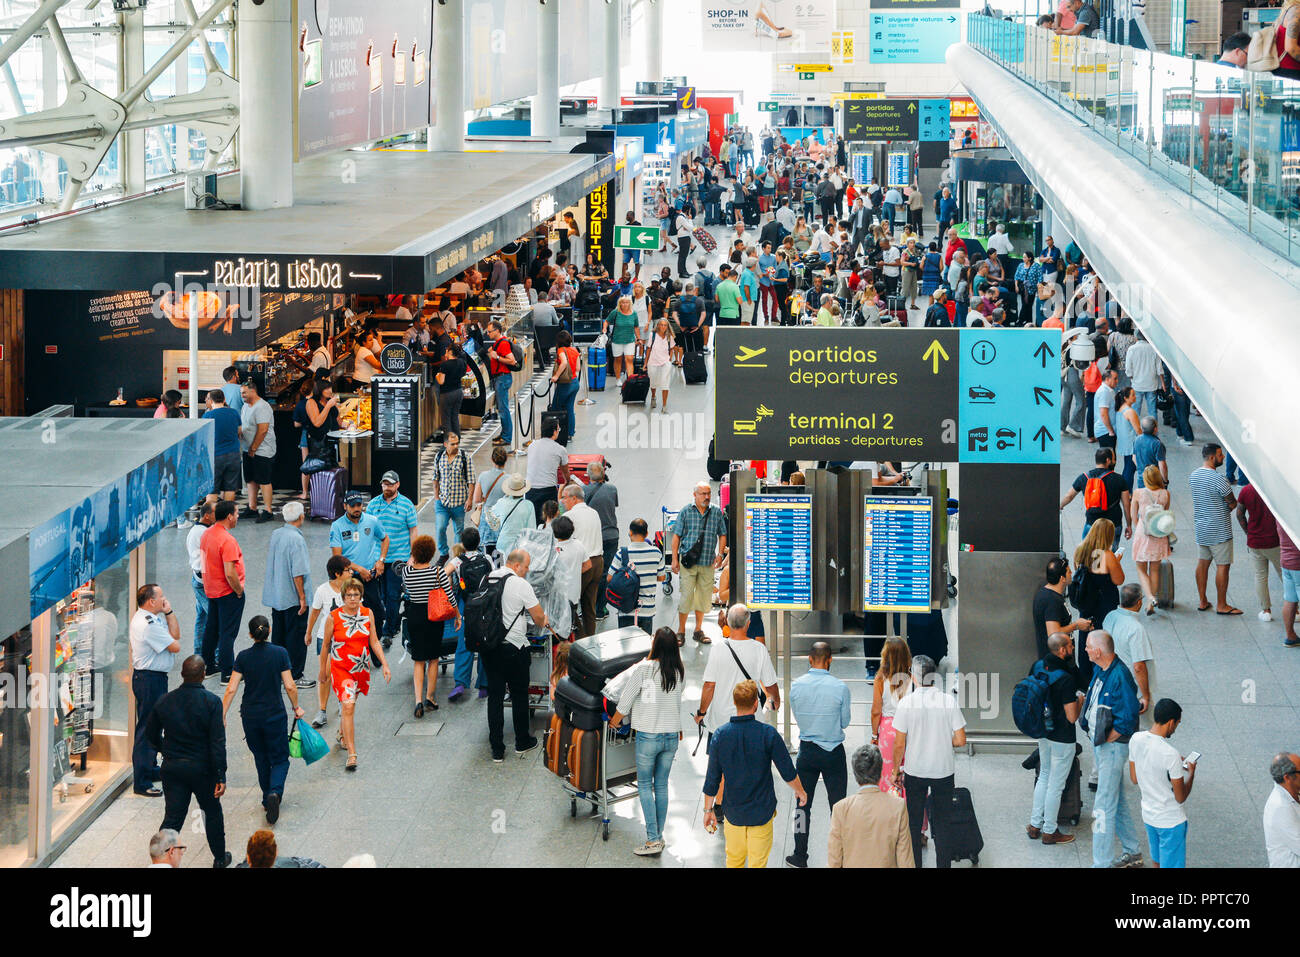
[706,437,728,481]
[554,675,605,730]
[631,346,646,377]
[541,410,569,447]
[937,787,984,866]
[567,626,654,695]
[621,373,650,404]
[682,351,708,384]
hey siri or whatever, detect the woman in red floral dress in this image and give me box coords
[326,578,390,771]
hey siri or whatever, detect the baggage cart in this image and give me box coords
[560,720,639,842]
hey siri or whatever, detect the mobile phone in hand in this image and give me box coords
[1183,750,1201,769]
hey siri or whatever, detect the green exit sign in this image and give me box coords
[798,72,816,80]
[758,101,779,111]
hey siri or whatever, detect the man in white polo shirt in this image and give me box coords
[482,550,548,763]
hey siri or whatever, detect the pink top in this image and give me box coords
[1056,0,1077,29]
[647,331,672,368]
[153,404,167,419]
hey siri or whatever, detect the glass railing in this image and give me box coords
[965,14,1300,267]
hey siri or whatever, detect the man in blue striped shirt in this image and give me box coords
[606,518,665,634]
[368,470,419,648]
[786,642,852,868]
[1190,444,1241,615]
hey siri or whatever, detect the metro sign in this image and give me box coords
[613,224,662,250]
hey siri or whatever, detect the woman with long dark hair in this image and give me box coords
[401,534,459,717]
[608,626,686,856]
[220,615,305,824]
[434,340,468,437]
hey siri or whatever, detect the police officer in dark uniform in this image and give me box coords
[146,655,230,868]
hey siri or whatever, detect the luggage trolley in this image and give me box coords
[561,720,639,841]
[654,505,680,597]
[526,628,561,714]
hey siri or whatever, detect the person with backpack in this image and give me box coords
[1023,632,1085,846]
[445,527,493,701]
[1060,447,1131,542]
[605,518,666,634]
[470,549,547,762]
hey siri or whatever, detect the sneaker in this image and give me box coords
[1178,438,1194,447]
[492,752,505,764]
[1113,852,1144,868]
[255,510,272,524]
[1259,610,1273,622]
[238,506,257,519]
[219,676,230,688]
[295,677,317,689]
[449,685,466,701]
[213,851,233,869]
[310,710,327,728]
[633,841,659,856]
[382,636,393,650]
[784,854,807,868]
[1283,637,1300,648]
[515,736,540,757]
[651,839,666,854]
[1042,831,1075,845]
[265,792,281,825]
[478,688,489,699]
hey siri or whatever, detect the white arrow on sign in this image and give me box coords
[348,273,383,280]
[637,229,655,244]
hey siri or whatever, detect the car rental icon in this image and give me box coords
[968,385,995,401]
[995,427,1019,451]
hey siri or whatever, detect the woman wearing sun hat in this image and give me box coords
[488,472,534,558]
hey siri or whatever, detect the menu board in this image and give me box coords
[374,376,418,451]
[744,494,813,611]
[863,496,932,613]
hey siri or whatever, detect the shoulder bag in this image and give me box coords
[724,639,768,708]
[468,469,505,526]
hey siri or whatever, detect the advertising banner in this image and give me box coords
[586,180,614,276]
[296,0,435,160]
[701,0,835,54]
[29,427,215,619]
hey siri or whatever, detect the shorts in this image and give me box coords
[213,451,242,494]
[622,248,641,263]
[717,314,741,326]
[1144,821,1187,868]
[740,301,756,324]
[1197,539,1233,566]
[678,562,716,615]
[610,341,636,358]
[299,428,309,449]
[1282,567,1300,604]
[242,452,273,486]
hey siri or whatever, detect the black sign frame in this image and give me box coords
[843,99,920,142]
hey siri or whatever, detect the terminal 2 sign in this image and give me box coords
[714,327,1060,465]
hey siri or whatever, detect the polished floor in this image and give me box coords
[52,221,1295,869]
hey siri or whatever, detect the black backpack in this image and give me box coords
[464,573,524,654]
[456,552,494,598]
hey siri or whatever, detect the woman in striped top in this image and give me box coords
[609,627,686,857]
[401,534,459,718]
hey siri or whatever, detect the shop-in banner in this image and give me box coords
[700,0,835,54]
[29,426,215,619]
[296,0,434,160]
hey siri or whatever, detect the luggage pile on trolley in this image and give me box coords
[545,626,654,840]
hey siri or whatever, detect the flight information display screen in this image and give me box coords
[744,494,813,610]
[863,496,932,613]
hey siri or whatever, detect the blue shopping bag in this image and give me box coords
[295,718,330,765]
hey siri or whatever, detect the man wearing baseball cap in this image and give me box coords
[368,471,418,650]
[329,489,390,640]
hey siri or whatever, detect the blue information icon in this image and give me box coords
[958,329,1060,465]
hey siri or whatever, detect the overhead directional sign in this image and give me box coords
[758,100,780,111]
[714,327,960,461]
[613,224,662,250]
[919,98,952,142]
[868,12,962,64]
[958,329,1060,465]
[843,99,919,141]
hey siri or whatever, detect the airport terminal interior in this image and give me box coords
[0,0,1298,877]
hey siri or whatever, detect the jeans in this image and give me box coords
[362,575,386,640]
[595,540,618,617]
[483,642,532,755]
[954,300,968,328]
[1172,390,1194,442]
[1092,740,1141,867]
[493,374,513,444]
[201,590,245,680]
[434,503,466,559]
[550,380,580,440]
[439,387,464,437]
[903,772,954,868]
[270,605,309,680]
[241,710,289,806]
[1030,738,1076,835]
[617,614,654,634]
[790,742,848,865]
[1224,452,1242,485]
[131,670,168,791]
[1135,389,1158,421]
[1061,366,1086,433]
[379,561,406,639]
[191,575,208,655]
[452,600,487,691]
[160,762,226,862]
[882,202,896,229]
[635,731,678,843]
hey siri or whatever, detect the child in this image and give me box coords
[549,639,571,702]
[541,499,560,529]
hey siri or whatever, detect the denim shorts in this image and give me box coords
[1283,567,1300,604]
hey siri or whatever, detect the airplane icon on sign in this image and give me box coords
[734,346,767,368]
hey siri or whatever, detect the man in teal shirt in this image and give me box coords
[367,470,418,649]
[330,491,390,639]
[786,641,852,867]
[738,258,760,326]
[715,265,742,327]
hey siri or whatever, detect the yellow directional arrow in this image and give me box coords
[922,338,949,374]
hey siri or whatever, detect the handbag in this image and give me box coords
[468,470,504,526]
[427,583,458,622]
[295,718,330,764]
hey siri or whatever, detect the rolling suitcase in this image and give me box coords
[692,226,717,253]
[631,344,646,377]
[544,712,574,778]
[541,410,569,447]
[937,787,984,866]
[554,675,606,730]
[682,350,708,384]
[567,626,655,695]
[567,728,601,793]
[566,453,607,485]
[621,373,650,404]
[587,346,607,391]
[1156,559,1175,609]
[309,466,347,521]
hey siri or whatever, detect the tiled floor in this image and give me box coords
[51,222,1295,869]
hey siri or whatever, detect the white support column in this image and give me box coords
[120,6,145,195]
[238,0,293,210]
[432,0,465,151]
[599,0,620,110]
[532,0,560,139]
[644,0,662,85]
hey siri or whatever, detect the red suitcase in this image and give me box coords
[562,453,608,486]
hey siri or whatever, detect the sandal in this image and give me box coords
[345,754,357,772]
[414,702,425,719]
[693,630,711,644]
[424,698,439,711]
[677,632,686,646]
[1216,607,1244,616]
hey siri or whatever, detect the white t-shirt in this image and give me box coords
[701,637,778,732]
[1264,783,1300,868]
[309,346,331,372]
[1128,730,1187,829]
[564,501,604,560]
[354,345,377,384]
[525,437,567,490]
[186,521,208,575]
[881,246,901,277]
[808,230,833,255]
[489,568,541,649]
[987,231,1014,256]
[891,684,965,779]
[310,582,345,645]
[240,398,276,458]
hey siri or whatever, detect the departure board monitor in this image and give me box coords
[863,495,933,613]
[744,493,813,611]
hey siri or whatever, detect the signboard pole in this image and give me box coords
[176,269,209,419]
